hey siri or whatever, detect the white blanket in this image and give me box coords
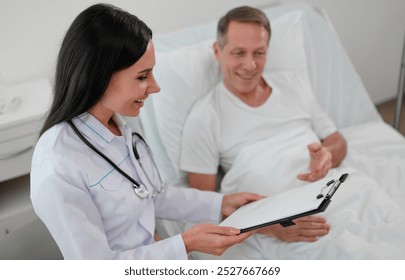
[192,121,405,260]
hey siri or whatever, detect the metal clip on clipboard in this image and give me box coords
[278,173,349,228]
[326,173,348,199]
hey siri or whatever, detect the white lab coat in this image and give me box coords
[30,113,223,259]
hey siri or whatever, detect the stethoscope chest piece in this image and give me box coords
[133,184,149,199]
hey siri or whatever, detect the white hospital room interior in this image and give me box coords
[0,0,405,260]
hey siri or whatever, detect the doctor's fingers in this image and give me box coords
[205,225,256,243]
[222,192,265,218]
[183,224,238,254]
[191,225,254,256]
[209,230,255,255]
[235,192,265,204]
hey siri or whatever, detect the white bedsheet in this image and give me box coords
[190,121,405,260]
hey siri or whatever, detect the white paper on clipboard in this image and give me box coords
[220,174,348,231]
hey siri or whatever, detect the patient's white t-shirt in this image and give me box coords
[180,71,337,175]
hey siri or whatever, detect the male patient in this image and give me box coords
[180,6,347,244]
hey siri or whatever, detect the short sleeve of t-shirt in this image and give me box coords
[180,93,221,174]
[294,74,337,139]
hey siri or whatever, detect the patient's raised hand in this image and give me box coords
[297,143,332,182]
[257,215,330,242]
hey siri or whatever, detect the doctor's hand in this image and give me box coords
[297,143,332,182]
[181,224,255,256]
[221,192,264,220]
[257,215,330,242]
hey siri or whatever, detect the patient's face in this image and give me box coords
[214,21,269,99]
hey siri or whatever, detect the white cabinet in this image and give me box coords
[0,79,51,182]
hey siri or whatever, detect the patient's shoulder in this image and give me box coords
[265,71,306,86]
[265,71,315,100]
[189,84,221,113]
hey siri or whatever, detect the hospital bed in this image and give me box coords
[134,3,405,259]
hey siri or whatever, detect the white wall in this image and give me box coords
[299,0,405,104]
[1,0,404,104]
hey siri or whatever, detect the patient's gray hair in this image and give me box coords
[216,6,271,49]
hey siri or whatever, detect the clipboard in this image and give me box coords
[220,173,349,233]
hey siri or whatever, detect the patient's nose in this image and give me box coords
[242,55,257,71]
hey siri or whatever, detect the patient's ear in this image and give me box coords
[213,41,221,61]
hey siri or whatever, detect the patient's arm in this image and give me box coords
[298,131,347,182]
[322,131,347,167]
[258,215,330,242]
[188,172,217,192]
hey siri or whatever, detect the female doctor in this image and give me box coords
[30,3,261,259]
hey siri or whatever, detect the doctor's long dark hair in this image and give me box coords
[40,3,152,136]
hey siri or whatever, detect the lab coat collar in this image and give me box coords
[72,113,128,149]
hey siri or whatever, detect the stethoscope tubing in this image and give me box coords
[67,120,143,189]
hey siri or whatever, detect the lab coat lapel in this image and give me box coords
[121,120,156,237]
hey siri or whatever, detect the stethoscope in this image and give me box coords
[68,120,165,199]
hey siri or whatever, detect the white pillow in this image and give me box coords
[266,9,307,72]
[149,40,221,183]
[142,9,308,185]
